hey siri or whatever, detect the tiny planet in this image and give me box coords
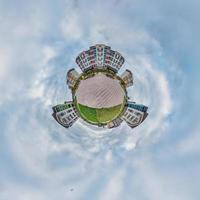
[52,44,148,129]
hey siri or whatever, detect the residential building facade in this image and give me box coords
[122,101,148,128]
[52,101,78,128]
[66,68,80,89]
[75,44,125,73]
[120,69,133,87]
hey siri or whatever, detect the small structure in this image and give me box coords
[107,117,123,128]
[121,69,133,87]
[121,101,148,128]
[52,101,78,128]
[66,68,80,89]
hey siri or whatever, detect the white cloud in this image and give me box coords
[176,127,200,155]
[99,170,125,200]
[0,48,10,80]
[0,0,199,200]
[61,13,83,41]
[131,155,196,200]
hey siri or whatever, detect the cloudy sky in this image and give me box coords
[0,0,200,199]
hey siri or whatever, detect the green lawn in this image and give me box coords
[77,103,123,124]
[77,104,98,123]
[96,104,122,123]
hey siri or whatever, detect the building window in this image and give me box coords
[127,114,131,119]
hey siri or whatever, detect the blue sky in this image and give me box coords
[0,0,200,199]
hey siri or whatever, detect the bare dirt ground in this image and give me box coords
[75,74,125,108]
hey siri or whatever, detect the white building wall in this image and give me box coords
[76,44,125,73]
[121,70,133,87]
[52,102,78,128]
[122,102,148,128]
[67,69,80,89]
[76,51,91,72]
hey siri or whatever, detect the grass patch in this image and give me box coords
[77,104,98,123]
[96,104,122,123]
[77,103,123,124]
